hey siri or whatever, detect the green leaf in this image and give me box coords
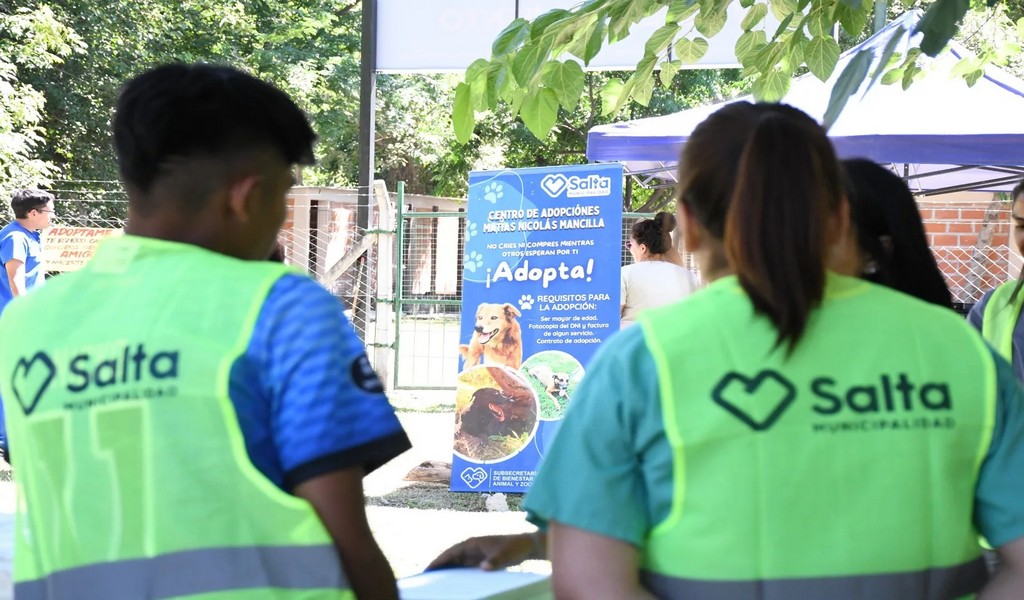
[600,78,634,115]
[465,58,491,111]
[768,0,799,21]
[632,69,656,106]
[965,69,984,86]
[805,35,840,81]
[751,70,790,101]
[582,19,606,64]
[741,4,769,31]
[645,23,682,55]
[735,30,768,67]
[492,18,530,56]
[452,82,474,144]
[1017,17,1024,41]
[740,0,756,7]
[866,28,905,91]
[881,66,904,85]
[949,55,982,78]
[784,33,808,72]
[659,60,682,86]
[900,62,920,90]
[831,1,869,36]
[509,87,528,117]
[823,48,872,128]
[755,40,785,71]
[695,7,728,37]
[520,88,559,139]
[542,61,586,111]
[675,37,711,63]
[668,0,701,22]
[914,0,969,57]
[770,12,796,41]
[841,0,866,8]
[806,7,832,37]
[511,38,554,87]
[530,9,572,40]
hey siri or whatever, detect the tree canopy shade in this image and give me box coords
[586,12,1024,195]
[452,0,1024,142]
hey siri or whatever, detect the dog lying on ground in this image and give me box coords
[526,364,570,411]
[460,387,532,438]
[459,303,522,369]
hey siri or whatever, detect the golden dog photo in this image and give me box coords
[459,302,523,369]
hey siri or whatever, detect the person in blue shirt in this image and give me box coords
[0,188,53,316]
[0,189,55,457]
[0,63,410,599]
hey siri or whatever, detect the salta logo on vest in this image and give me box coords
[712,369,955,433]
[9,344,180,415]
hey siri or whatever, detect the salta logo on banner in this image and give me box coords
[540,173,612,199]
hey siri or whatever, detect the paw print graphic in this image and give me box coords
[466,222,478,239]
[464,251,484,273]
[518,294,534,311]
[483,182,504,204]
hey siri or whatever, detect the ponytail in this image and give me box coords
[631,212,676,255]
[724,112,843,351]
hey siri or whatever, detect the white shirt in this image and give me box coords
[620,261,699,329]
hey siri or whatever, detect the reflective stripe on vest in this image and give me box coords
[640,557,987,600]
[981,281,1024,363]
[636,274,994,598]
[0,236,352,598]
[15,544,346,599]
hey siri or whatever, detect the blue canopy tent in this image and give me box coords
[587,11,1024,195]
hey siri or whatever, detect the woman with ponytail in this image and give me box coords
[969,179,1024,380]
[620,211,699,328]
[520,103,1024,599]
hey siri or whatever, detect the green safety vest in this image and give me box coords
[981,281,1024,363]
[636,274,994,600]
[0,236,353,599]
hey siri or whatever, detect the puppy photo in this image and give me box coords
[454,366,539,461]
[526,364,570,411]
[459,302,523,369]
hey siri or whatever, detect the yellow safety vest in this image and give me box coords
[637,274,994,599]
[0,236,352,599]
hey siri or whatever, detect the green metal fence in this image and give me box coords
[388,207,667,390]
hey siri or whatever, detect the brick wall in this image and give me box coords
[918,198,1015,304]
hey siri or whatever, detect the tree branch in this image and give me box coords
[336,0,361,18]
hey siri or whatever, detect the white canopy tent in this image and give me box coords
[586,11,1024,195]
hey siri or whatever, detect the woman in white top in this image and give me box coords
[620,212,699,328]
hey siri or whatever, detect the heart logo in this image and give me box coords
[540,174,569,197]
[711,370,796,431]
[460,467,488,489]
[10,352,57,415]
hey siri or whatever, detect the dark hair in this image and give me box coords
[631,211,675,254]
[112,63,316,209]
[10,189,54,219]
[841,159,952,308]
[1007,178,1024,305]
[678,102,842,350]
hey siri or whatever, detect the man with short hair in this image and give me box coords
[0,64,409,599]
[0,189,54,316]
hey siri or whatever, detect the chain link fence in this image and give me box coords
[5,181,1017,390]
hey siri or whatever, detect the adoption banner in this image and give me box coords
[451,163,623,492]
[43,227,122,272]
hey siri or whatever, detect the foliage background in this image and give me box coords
[1,0,1021,220]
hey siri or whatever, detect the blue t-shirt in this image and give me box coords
[525,317,1024,550]
[0,272,410,489]
[0,221,45,316]
[230,274,410,489]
